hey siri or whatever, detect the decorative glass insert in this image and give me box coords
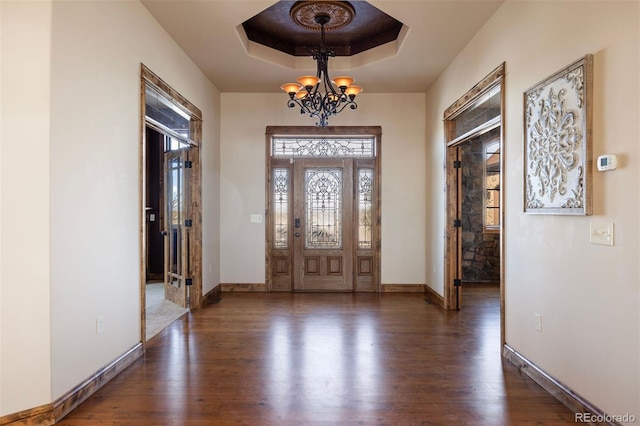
[273,168,289,248]
[272,137,374,158]
[358,169,373,249]
[305,168,342,249]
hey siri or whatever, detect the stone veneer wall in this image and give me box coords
[461,130,500,283]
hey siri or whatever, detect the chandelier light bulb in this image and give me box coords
[297,75,320,89]
[281,82,302,95]
[332,76,355,90]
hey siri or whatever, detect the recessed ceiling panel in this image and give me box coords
[241,1,404,57]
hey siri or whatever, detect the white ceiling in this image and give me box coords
[141,0,504,93]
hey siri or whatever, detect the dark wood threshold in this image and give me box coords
[502,344,613,425]
[202,284,222,306]
[423,284,445,308]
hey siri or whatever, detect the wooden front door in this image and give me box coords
[293,159,354,291]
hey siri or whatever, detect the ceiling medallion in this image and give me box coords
[290,1,355,31]
[281,1,362,128]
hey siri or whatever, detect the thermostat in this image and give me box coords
[597,154,617,171]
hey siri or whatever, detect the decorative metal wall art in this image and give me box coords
[524,55,593,215]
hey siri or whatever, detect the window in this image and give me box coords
[484,139,500,231]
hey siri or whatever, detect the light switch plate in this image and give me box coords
[250,214,263,223]
[590,222,614,246]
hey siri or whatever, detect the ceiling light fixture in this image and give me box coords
[280,1,363,128]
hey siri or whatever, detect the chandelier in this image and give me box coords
[280,1,363,128]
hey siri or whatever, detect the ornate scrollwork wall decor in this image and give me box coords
[524,55,593,215]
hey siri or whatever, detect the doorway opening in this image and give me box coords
[265,126,381,292]
[443,63,505,343]
[140,65,203,342]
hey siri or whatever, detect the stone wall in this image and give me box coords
[460,130,500,283]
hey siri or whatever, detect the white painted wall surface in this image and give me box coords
[0,0,53,415]
[1,0,220,414]
[220,92,427,286]
[425,0,639,419]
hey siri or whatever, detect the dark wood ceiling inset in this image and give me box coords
[241,1,404,57]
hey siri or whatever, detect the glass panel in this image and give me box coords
[454,85,501,138]
[272,137,374,158]
[305,168,342,249]
[273,168,289,249]
[358,169,373,249]
[167,151,186,285]
[145,83,191,139]
[484,140,500,230]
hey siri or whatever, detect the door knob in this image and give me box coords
[295,232,300,237]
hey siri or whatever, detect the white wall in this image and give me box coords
[425,0,639,419]
[220,92,427,286]
[1,0,220,414]
[0,0,53,414]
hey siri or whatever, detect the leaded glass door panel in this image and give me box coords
[293,159,353,291]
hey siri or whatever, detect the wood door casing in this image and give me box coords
[265,126,382,293]
[293,159,354,291]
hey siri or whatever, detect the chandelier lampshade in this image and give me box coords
[280,1,362,128]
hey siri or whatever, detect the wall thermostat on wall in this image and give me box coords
[597,154,617,171]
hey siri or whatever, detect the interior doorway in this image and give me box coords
[443,63,505,343]
[265,126,381,292]
[140,64,203,342]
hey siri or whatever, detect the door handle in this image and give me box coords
[295,218,300,228]
[161,231,168,236]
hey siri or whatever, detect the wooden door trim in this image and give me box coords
[140,64,203,347]
[265,126,382,293]
[443,63,505,345]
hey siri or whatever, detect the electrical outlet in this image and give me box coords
[534,313,542,332]
[96,316,104,335]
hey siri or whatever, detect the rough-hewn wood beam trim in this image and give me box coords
[443,63,505,120]
[502,344,611,424]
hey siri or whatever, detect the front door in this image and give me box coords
[293,159,353,291]
[163,146,190,307]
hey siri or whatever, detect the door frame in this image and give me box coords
[443,63,506,344]
[139,64,203,345]
[265,126,382,292]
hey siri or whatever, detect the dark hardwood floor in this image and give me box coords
[58,286,575,425]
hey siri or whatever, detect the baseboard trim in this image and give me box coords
[53,343,144,422]
[503,344,615,425]
[0,344,143,425]
[423,285,445,308]
[380,284,424,292]
[0,403,54,425]
[202,284,222,306]
[221,283,267,292]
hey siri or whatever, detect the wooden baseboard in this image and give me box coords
[202,284,222,306]
[0,344,143,425]
[221,283,267,292]
[503,344,612,424]
[53,344,143,421]
[423,285,445,308]
[0,403,54,425]
[380,284,425,292]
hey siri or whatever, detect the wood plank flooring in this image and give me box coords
[58,286,575,425]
